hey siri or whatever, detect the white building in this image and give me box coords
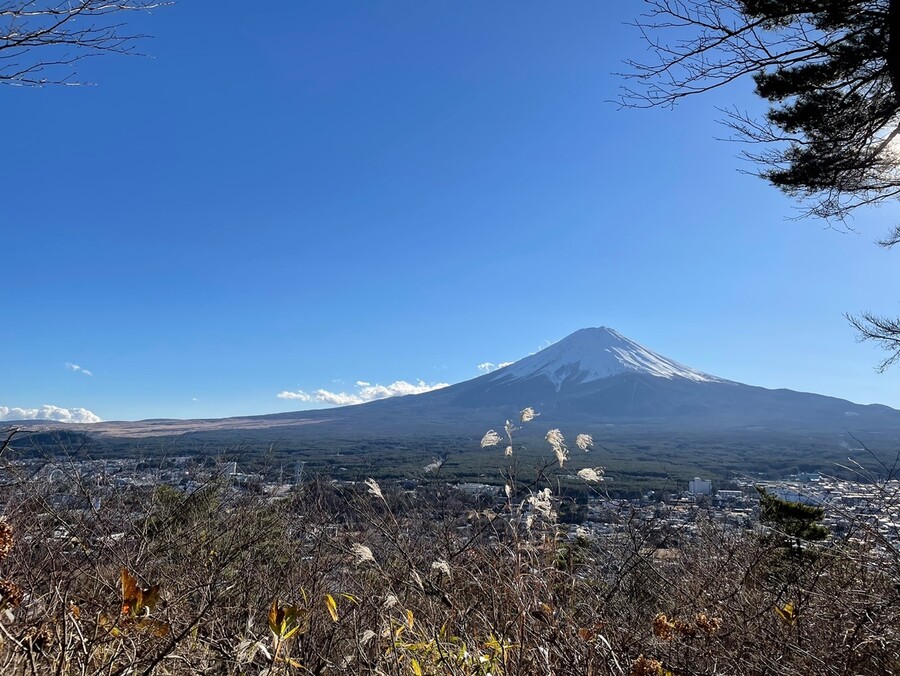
[689,477,712,495]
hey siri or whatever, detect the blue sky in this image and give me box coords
[3,1,900,422]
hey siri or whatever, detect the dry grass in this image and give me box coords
[0,442,898,674]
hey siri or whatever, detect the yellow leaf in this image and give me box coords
[406,608,415,630]
[774,601,797,625]
[325,593,339,622]
[269,599,308,639]
[410,657,423,676]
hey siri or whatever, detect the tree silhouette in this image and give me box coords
[757,486,828,554]
[622,1,900,368]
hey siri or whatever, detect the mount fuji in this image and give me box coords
[391,326,899,430]
[58,326,900,444]
[12,326,893,479]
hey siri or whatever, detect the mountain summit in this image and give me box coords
[490,327,723,391]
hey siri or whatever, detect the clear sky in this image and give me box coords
[4,1,900,423]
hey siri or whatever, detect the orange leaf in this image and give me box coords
[268,599,280,635]
[120,569,160,618]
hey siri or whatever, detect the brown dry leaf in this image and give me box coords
[120,569,160,618]
[136,618,171,637]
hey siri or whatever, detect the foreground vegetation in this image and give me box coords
[1,431,899,675]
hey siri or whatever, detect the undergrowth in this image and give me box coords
[0,416,898,675]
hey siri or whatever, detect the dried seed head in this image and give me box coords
[527,488,555,521]
[630,654,664,676]
[480,430,501,448]
[0,521,13,562]
[431,559,451,577]
[652,613,675,641]
[364,478,384,501]
[0,579,23,608]
[695,613,721,635]
[577,467,604,483]
[546,429,568,466]
[351,544,376,565]
[520,407,538,423]
[575,433,593,451]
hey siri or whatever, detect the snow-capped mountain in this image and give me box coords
[489,327,724,390]
[395,326,900,431]
[19,326,900,480]
[52,327,900,442]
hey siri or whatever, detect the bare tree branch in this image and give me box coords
[0,0,170,86]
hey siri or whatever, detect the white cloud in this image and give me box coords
[477,361,514,374]
[277,379,449,407]
[277,390,313,401]
[66,363,93,377]
[0,405,102,424]
[313,389,365,406]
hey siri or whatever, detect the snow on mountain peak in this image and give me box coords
[490,327,723,391]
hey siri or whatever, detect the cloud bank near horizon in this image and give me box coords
[0,405,102,424]
[278,379,449,407]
